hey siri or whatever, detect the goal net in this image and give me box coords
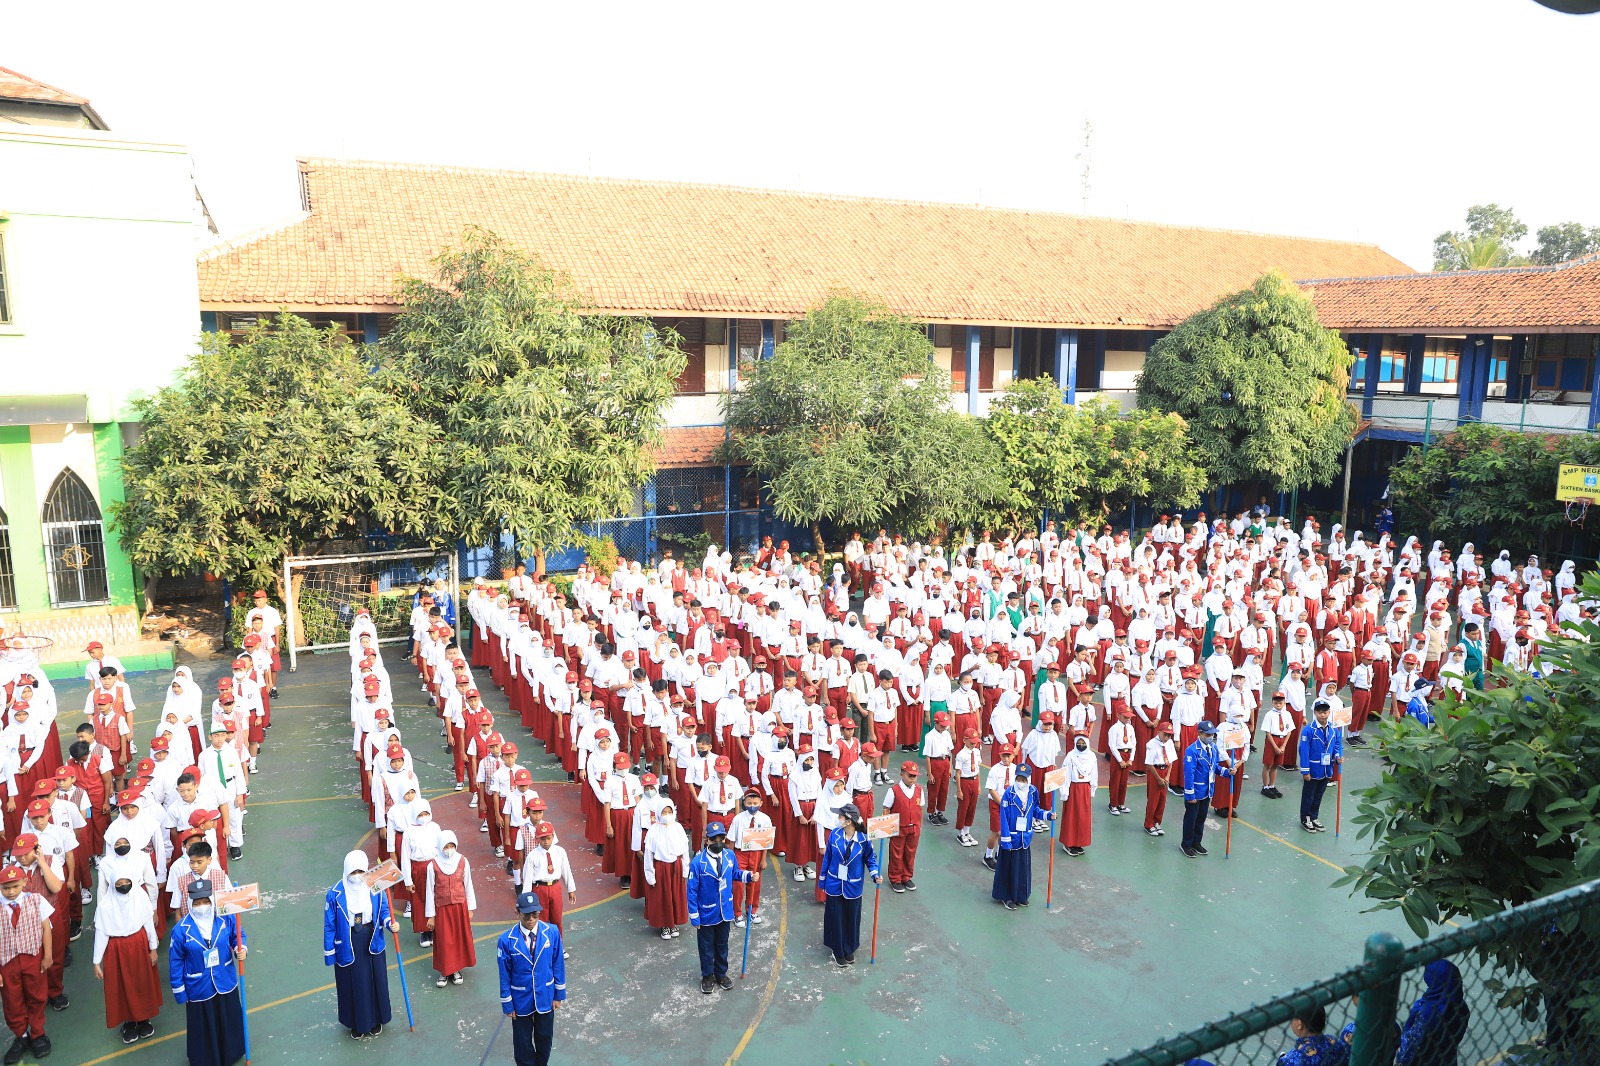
[283,548,460,672]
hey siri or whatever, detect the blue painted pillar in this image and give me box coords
[200,311,219,333]
[361,313,380,345]
[1587,350,1600,430]
[966,326,981,416]
[1404,334,1426,395]
[1459,335,1491,422]
[1055,328,1079,404]
[761,320,775,359]
[1505,336,1527,402]
[1361,333,1380,417]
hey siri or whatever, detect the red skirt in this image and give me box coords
[431,901,477,976]
[1062,782,1093,848]
[582,785,607,846]
[644,859,688,928]
[602,807,637,875]
[101,931,161,1027]
[787,799,819,867]
[409,860,430,931]
[629,845,647,900]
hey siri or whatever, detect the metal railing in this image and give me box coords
[1104,877,1600,1066]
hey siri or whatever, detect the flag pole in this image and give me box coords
[233,913,252,1066]
[869,838,885,964]
[385,888,416,1030]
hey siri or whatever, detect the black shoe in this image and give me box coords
[2,1037,24,1066]
[120,1024,138,1045]
[1181,846,1197,857]
[891,882,905,893]
[701,976,715,994]
[135,1021,155,1040]
[620,877,631,890]
[63,949,71,966]
[270,687,279,698]
[506,861,515,875]
[1131,770,1146,777]
[567,772,576,782]
[595,844,604,855]
[68,922,81,942]
[1003,900,1018,911]
[982,855,997,871]
[1311,819,1325,832]
[1194,844,1208,855]
[904,879,916,891]
[844,953,856,964]
[1067,847,1085,857]
[716,974,733,989]
[370,1024,383,1037]
[1168,786,1184,797]
[29,1036,49,1059]
[48,993,68,1010]
[835,954,848,966]
[229,847,243,861]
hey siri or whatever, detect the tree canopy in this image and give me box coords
[1532,221,1600,266]
[980,380,1205,531]
[1433,203,1530,270]
[721,292,997,552]
[1386,423,1600,555]
[112,314,441,602]
[376,227,686,570]
[1135,270,1357,494]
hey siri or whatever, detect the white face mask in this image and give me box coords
[443,847,457,859]
[661,811,676,824]
[192,903,213,917]
[1012,781,1028,795]
[346,873,364,884]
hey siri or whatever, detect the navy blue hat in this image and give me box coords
[515,892,542,914]
[705,821,727,838]
[1197,720,1218,735]
[1015,763,1032,777]
[188,880,214,901]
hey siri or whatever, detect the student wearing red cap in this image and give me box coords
[726,788,773,925]
[0,862,55,1062]
[952,730,983,847]
[9,829,67,1012]
[519,821,576,946]
[600,754,643,887]
[880,761,925,892]
[1143,723,1177,836]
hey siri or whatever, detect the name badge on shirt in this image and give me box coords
[205,947,221,969]
[1015,815,1028,832]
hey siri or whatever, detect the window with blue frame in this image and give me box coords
[1420,338,1462,386]
[1530,334,1598,395]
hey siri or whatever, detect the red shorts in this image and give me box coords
[1262,740,1292,768]
[988,798,1002,833]
[872,721,895,752]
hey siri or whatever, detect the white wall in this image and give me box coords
[29,423,101,506]
[1102,349,1144,390]
[0,127,202,421]
[668,394,725,427]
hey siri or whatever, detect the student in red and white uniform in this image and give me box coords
[424,831,476,988]
[952,730,983,847]
[1143,723,1177,836]
[919,712,954,827]
[726,788,773,926]
[880,761,924,892]
[1106,708,1138,816]
[981,745,1018,870]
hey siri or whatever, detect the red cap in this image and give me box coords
[826,768,845,781]
[593,727,612,741]
[512,768,533,786]
[363,676,381,692]
[534,821,555,838]
[386,742,405,759]
[8,836,37,857]
[25,800,50,819]
[614,753,633,771]
[188,809,215,828]
[0,867,25,885]
[641,772,659,787]
[900,761,920,776]
[467,688,481,699]
[860,743,880,758]
[94,691,114,706]
[115,789,142,807]
[714,756,732,772]
[252,589,267,599]
[933,711,950,725]
[136,758,155,777]
[150,736,170,752]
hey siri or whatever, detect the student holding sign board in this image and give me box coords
[819,808,880,965]
[727,789,773,926]
[323,851,395,1041]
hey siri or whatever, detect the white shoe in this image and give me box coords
[495,846,505,857]
[670,927,680,938]
[454,782,465,791]
[751,913,764,925]
[805,865,816,880]
[479,823,489,832]
[404,904,412,918]
[661,928,673,940]
[793,868,806,882]
[733,916,745,927]
[469,795,479,808]
[80,889,91,904]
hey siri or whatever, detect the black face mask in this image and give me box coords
[707,839,725,853]
[114,881,133,895]
[114,844,131,856]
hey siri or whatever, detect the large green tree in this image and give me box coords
[1135,270,1357,495]
[1337,585,1600,1055]
[376,227,685,574]
[722,293,997,553]
[1386,422,1600,555]
[1531,221,1600,266]
[113,314,441,606]
[1433,203,1530,270]
[981,380,1205,530]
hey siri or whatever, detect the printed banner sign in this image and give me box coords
[363,859,403,893]
[1042,767,1068,793]
[867,813,901,840]
[740,827,775,851]
[215,883,260,915]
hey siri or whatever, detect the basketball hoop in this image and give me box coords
[1565,496,1593,527]
[1,633,54,668]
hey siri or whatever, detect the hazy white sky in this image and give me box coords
[10,0,1597,269]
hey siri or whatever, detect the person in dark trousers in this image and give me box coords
[322,850,394,1040]
[495,893,564,1066]
[685,821,758,993]
[168,880,247,1066]
[1297,701,1342,833]
[991,763,1047,910]
[1180,720,1232,857]
[819,808,880,964]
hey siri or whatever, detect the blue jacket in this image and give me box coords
[323,880,391,967]
[496,921,565,1015]
[819,831,880,899]
[685,847,752,926]
[1298,722,1343,780]
[169,913,244,1004]
[1405,694,1437,726]
[998,785,1047,850]
[1183,740,1232,801]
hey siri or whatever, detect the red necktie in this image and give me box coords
[9,905,18,928]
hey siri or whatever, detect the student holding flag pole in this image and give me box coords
[323,850,400,1040]
[169,879,247,1066]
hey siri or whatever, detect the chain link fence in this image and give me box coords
[1104,879,1600,1066]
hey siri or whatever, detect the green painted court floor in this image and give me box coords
[40,651,1412,1066]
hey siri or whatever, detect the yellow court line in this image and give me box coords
[725,852,790,1066]
[249,788,456,808]
[1232,817,1345,872]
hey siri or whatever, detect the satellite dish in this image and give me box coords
[1532,0,1600,11]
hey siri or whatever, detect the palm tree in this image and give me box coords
[1447,234,1520,270]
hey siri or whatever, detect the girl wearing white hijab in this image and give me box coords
[162,668,203,766]
[94,849,161,1043]
[324,850,394,1041]
[401,801,441,938]
[424,831,476,987]
[641,799,691,938]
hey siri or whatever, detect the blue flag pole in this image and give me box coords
[385,888,416,1030]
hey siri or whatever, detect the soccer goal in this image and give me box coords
[282,547,460,672]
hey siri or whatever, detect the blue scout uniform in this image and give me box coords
[1277,1032,1345,1065]
[496,898,565,1066]
[323,873,392,1038]
[685,830,755,982]
[169,905,246,1066]
[992,777,1046,906]
[821,829,880,961]
[1181,730,1231,853]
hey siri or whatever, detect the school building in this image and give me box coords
[0,66,205,674]
[195,157,1600,561]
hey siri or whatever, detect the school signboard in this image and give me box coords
[1557,463,1600,502]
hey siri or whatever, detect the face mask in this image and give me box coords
[744,806,760,817]
[707,839,725,853]
[114,881,133,894]
[661,811,676,824]
[776,740,788,750]
[346,873,364,884]
[443,848,457,859]
[1076,741,1088,752]
[1012,782,1028,795]
[114,843,131,856]
[192,903,213,917]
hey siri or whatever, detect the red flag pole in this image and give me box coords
[1335,763,1343,838]
[1224,780,1234,860]
[1045,788,1057,908]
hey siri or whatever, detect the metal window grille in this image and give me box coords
[40,470,109,607]
[0,507,15,610]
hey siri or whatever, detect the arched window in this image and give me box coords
[0,506,15,610]
[41,470,108,607]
